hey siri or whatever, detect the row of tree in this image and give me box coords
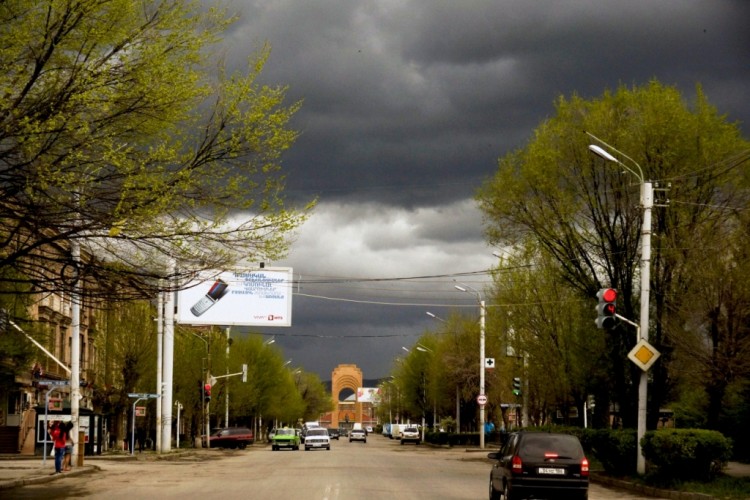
[92,300,331,443]
[383,82,750,458]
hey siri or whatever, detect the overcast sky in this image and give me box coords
[211,0,750,382]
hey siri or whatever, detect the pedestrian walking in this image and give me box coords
[48,421,67,474]
[63,422,75,471]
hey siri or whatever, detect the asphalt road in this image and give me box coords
[7,436,654,499]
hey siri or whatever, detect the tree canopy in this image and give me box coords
[476,80,750,431]
[0,0,312,300]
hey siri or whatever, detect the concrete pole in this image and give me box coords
[637,181,653,475]
[156,292,164,453]
[225,327,230,426]
[161,266,175,452]
[70,238,81,466]
[479,299,486,450]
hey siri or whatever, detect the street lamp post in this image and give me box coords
[427,312,460,432]
[588,133,652,475]
[454,284,486,450]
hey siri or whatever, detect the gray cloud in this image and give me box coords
[213,0,749,379]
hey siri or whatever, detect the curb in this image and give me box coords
[590,473,716,500]
[0,465,99,491]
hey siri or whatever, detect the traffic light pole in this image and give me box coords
[589,133,653,476]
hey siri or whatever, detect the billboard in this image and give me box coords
[356,387,382,404]
[176,267,293,327]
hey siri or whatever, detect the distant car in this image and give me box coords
[365,426,373,434]
[338,428,348,437]
[304,428,331,451]
[327,428,340,440]
[400,426,420,445]
[208,427,254,449]
[271,427,300,451]
[488,431,589,500]
[268,428,277,440]
[349,429,366,443]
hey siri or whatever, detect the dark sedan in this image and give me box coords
[327,428,340,440]
[488,431,589,500]
[209,427,254,449]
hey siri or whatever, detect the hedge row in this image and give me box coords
[424,426,732,481]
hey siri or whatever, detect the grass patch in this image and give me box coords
[674,475,750,500]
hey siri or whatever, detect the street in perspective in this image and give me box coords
[5,436,655,499]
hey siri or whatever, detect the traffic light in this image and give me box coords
[204,383,212,402]
[512,377,522,396]
[595,288,617,329]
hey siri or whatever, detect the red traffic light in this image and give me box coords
[596,288,618,329]
[597,288,617,302]
[204,384,211,395]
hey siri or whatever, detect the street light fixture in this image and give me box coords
[588,132,652,476]
[454,283,487,450]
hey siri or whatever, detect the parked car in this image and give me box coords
[271,427,300,451]
[327,428,340,440]
[399,426,420,445]
[338,427,349,437]
[304,428,331,451]
[208,427,254,449]
[488,431,589,500]
[349,429,367,443]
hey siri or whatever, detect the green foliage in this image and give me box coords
[642,429,733,482]
[477,80,750,434]
[0,0,313,299]
[588,428,638,476]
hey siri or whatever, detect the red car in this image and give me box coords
[209,427,254,449]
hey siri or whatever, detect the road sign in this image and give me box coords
[476,394,487,406]
[38,380,69,387]
[628,339,661,371]
[485,358,495,369]
[127,393,160,399]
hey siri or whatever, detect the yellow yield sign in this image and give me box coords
[628,339,661,371]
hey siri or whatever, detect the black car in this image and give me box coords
[488,431,589,500]
[328,428,340,440]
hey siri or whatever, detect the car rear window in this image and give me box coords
[518,434,583,460]
[404,427,418,432]
[308,429,328,436]
[277,429,294,436]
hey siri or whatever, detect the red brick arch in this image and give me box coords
[331,364,362,428]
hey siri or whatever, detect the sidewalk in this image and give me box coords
[0,455,98,491]
[0,448,218,491]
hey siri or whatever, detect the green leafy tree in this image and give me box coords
[477,81,750,430]
[0,0,312,300]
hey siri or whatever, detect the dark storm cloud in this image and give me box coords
[215,0,749,379]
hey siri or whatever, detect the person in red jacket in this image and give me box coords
[48,421,67,474]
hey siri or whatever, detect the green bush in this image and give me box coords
[589,428,638,476]
[642,429,733,481]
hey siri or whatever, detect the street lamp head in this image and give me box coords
[454,285,466,292]
[588,144,618,163]
[401,346,410,353]
[426,311,436,318]
[264,337,275,345]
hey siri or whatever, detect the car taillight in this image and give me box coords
[581,457,589,477]
[511,455,523,474]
